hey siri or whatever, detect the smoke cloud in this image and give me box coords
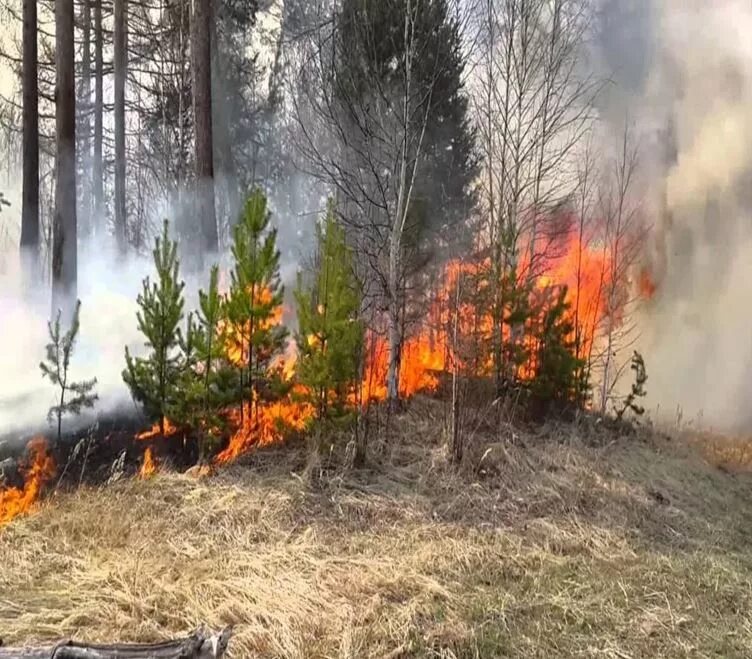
[596,0,752,429]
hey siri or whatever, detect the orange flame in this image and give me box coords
[0,437,56,526]
[639,267,657,300]
[135,418,178,441]
[357,222,614,399]
[214,386,314,464]
[139,447,157,479]
[138,219,622,466]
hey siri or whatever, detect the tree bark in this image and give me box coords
[20,0,39,278]
[80,0,92,240]
[52,0,77,315]
[114,0,128,253]
[93,0,103,234]
[192,0,218,255]
[0,627,232,659]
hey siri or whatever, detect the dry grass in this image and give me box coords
[684,430,752,473]
[3,400,752,658]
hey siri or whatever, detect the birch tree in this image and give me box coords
[295,0,475,411]
[93,0,104,233]
[114,0,127,253]
[473,0,598,392]
[597,123,643,414]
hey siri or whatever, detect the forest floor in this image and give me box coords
[3,399,752,658]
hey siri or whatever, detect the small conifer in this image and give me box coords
[225,190,288,421]
[40,300,99,442]
[295,202,363,420]
[123,220,186,437]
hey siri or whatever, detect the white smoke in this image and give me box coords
[596,0,752,429]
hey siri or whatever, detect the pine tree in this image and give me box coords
[225,190,288,422]
[123,220,186,437]
[531,286,587,410]
[172,266,235,462]
[295,203,363,420]
[40,300,99,442]
[337,0,477,245]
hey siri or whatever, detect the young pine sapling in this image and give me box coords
[40,300,98,443]
[225,190,288,423]
[295,202,363,421]
[123,220,186,438]
[173,266,235,463]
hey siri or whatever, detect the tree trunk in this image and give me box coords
[93,0,103,234]
[114,0,128,253]
[52,0,77,315]
[80,0,92,240]
[20,0,39,278]
[192,0,218,255]
[0,627,232,659]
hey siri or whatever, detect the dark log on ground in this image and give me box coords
[0,627,232,659]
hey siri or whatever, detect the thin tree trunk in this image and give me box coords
[93,0,103,234]
[114,0,128,253]
[386,238,401,410]
[20,0,39,278]
[52,0,77,315]
[192,0,218,255]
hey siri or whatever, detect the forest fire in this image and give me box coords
[0,438,56,526]
[639,267,658,300]
[358,227,615,397]
[128,217,631,471]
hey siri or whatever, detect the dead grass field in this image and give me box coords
[3,400,752,658]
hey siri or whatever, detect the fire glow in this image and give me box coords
[0,438,56,526]
[132,223,622,473]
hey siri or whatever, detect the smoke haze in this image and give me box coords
[595,0,752,429]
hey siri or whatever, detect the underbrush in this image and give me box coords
[2,399,752,658]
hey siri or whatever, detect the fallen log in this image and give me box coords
[0,627,232,659]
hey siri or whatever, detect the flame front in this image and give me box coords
[0,437,56,526]
[134,218,637,465]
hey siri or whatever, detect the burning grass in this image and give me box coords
[2,401,752,657]
[0,437,56,526]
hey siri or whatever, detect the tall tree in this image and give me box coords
[193,0,218,254]
[474,0,597,391]
[298,0,476,410]
[20,0,39,276]
[52,0,78,312]
[114,0,128,252]
[80,0,92,239]
[93,0,104,232]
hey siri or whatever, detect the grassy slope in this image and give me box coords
[2,401,752,658]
